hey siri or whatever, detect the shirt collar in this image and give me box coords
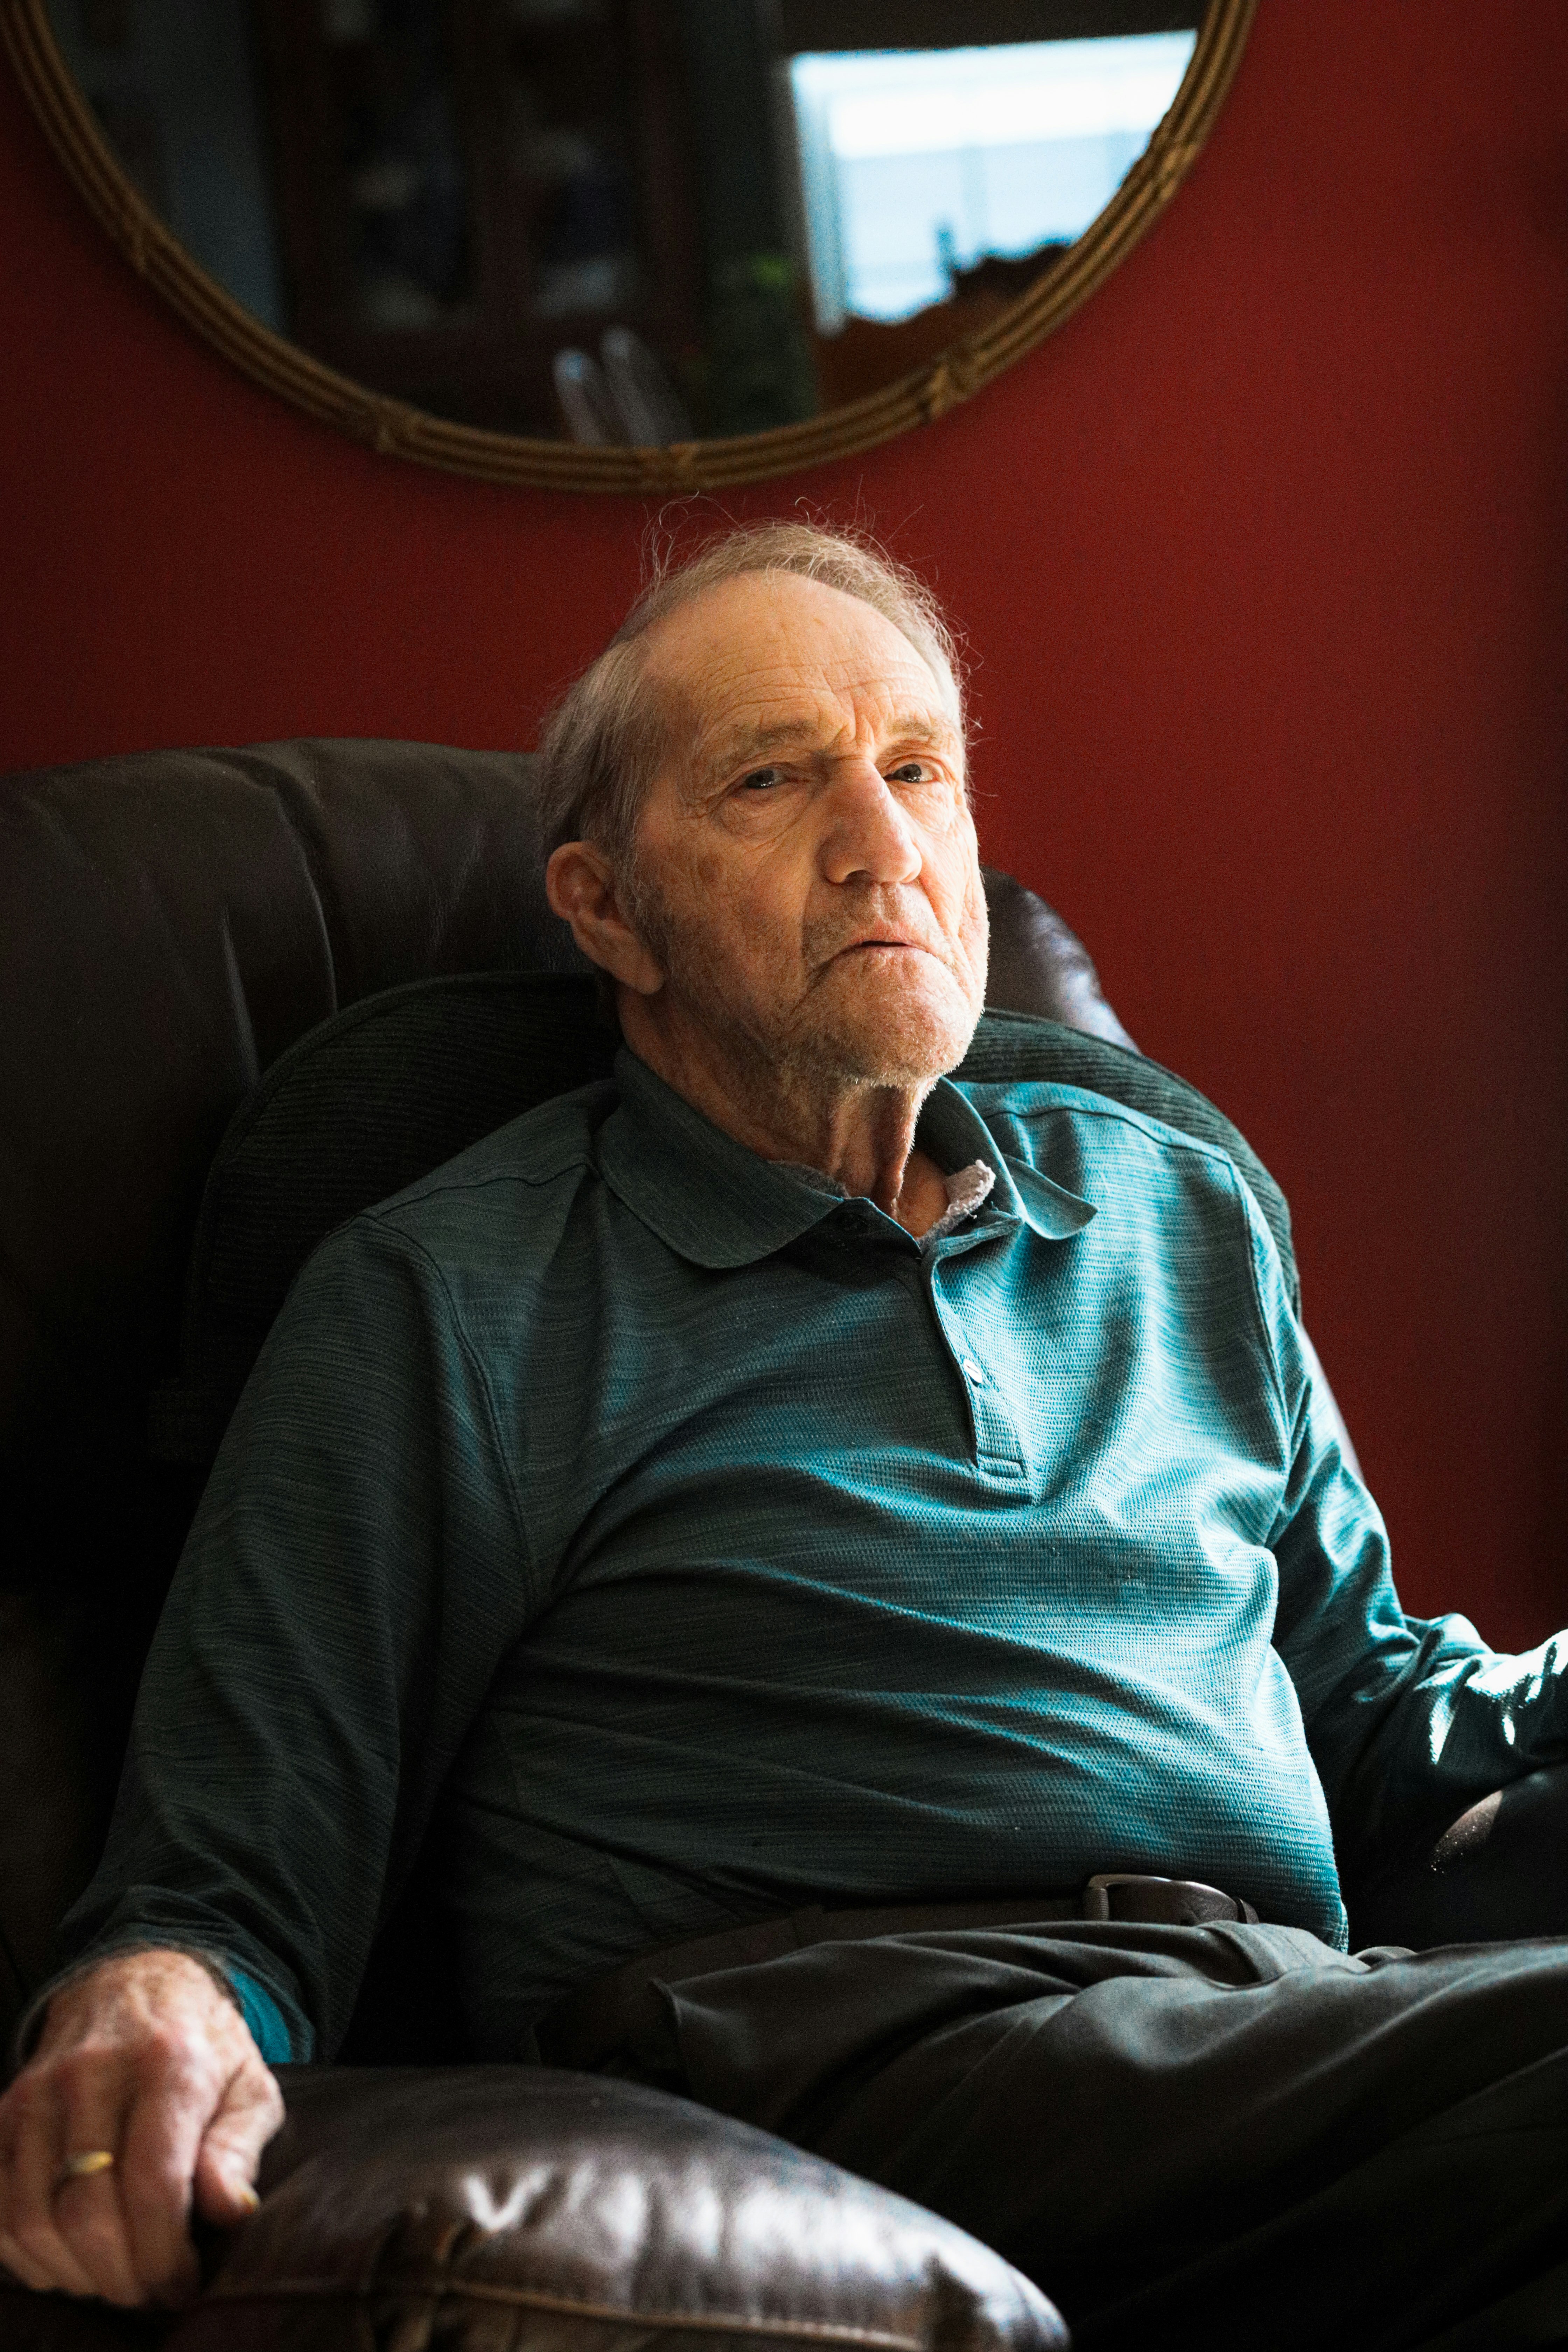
[915,1077,1096,1244]
[596,1048,1094,1269]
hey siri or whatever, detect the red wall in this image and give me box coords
[3,2,1566,1646]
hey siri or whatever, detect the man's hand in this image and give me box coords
[0,1949,284,2306]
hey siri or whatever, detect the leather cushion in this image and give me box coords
[202,2065,1065,2352]
[152,981,1299,1470]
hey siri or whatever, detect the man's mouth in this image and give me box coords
[813,935,951,985]
[802,911,955,982]
[834,933,933,958]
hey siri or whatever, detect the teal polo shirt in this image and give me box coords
[59,1050,1568,2062]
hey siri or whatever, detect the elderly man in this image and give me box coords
[4,524,1568,2344]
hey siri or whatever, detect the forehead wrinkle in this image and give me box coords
[693,690,959,782]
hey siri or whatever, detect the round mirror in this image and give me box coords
[4,0,1253,490]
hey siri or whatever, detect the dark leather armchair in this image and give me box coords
[0,739,1559,2349]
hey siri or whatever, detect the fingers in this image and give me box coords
[0,2067,105,2302]
[0,2132,59,2293]
[191,2059,284,2226]
[49,2164,138,2304]
[112,2046,212,2307]
[50,2066,145,2309]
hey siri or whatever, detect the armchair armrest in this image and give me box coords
[1345,1760,1568,1949]
[2,2066,1068,2352]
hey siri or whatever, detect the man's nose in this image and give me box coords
[818,762,923,887]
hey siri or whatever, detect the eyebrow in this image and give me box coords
[697,708,961,780]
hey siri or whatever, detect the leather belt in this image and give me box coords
[537,1874,1259,2074]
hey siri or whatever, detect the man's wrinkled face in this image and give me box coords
[627,570,989,1091]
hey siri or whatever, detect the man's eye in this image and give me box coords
[738,766,785,792]
[887,761,931,784]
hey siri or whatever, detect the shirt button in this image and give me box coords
[961,1357,986,1386]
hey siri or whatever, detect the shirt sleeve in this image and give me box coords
[1247,1188,1568,1877]
[47,1213,537,2061]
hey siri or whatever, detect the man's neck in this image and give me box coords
[619,997,952,1236]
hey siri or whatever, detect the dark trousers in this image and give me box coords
[619,1919,1568,2351]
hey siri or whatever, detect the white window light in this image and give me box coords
[789,32,1196,333]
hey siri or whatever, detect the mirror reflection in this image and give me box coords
[47,1,1199,443]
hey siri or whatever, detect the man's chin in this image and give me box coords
[793,963,981,1088]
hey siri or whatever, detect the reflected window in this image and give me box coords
[788,33,1196,331]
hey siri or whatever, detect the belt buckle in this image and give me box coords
[1081,1872,1253,1925]
[1081,1872,1174,1922]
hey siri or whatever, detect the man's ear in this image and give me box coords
[545,840,665,997]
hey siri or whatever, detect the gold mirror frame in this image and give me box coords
[3,0,1255,492]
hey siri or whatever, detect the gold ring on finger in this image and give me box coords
[56,2149,116,2190]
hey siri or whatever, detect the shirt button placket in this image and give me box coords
[945,1323,1026,1484]
[927,1247,1026,1483]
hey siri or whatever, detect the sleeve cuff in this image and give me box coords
[227,1966,294,2064]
